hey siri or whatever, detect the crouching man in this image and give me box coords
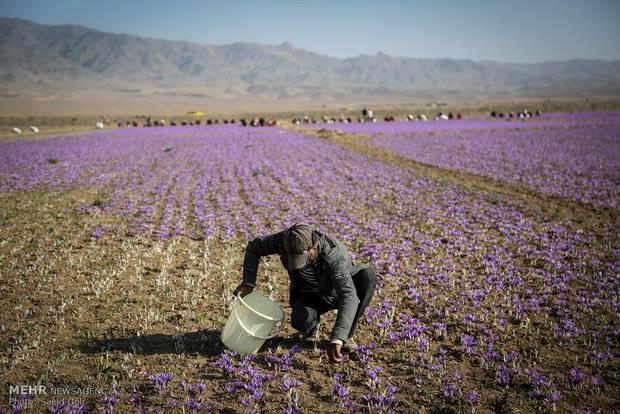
[233,223,377,363]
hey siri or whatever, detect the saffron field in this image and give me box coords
[0,115,618,413]
[310,112,620,208]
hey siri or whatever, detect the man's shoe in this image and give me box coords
[298,322,320,343]
[342,339,358,354]
[299,332,319,343]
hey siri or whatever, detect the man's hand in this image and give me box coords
[327,342,343,363]
[233,283,254,298]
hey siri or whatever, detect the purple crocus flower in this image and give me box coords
[495,364,511,386]
[591,376,603,386]
[148,371,174,392]
[166,399,180,409]
[127,390,142,407]
[186,398,204,411]
[570,368,588,385]
[92,226,104,240]
[466,390,480,405]
[545,391,562,403]
[443,383,457,401]
[280,378,303,392]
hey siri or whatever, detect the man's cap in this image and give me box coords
[283,223,314,271]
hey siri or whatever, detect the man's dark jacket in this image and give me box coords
[243,229,366,342]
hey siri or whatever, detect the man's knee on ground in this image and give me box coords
[290,305,318,333]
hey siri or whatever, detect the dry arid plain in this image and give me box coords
[1,99,619,413]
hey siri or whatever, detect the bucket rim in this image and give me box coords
[236,292,284,322]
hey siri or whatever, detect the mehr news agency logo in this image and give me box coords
[8,384,105,409]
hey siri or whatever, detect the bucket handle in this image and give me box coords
[234,295,281,340]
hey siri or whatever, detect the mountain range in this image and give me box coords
[1,17,619,115]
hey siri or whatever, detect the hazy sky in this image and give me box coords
[1,0,619,62]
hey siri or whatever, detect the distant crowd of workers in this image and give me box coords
[108,107,544,129]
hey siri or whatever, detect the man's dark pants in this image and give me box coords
[290,267,377,340]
